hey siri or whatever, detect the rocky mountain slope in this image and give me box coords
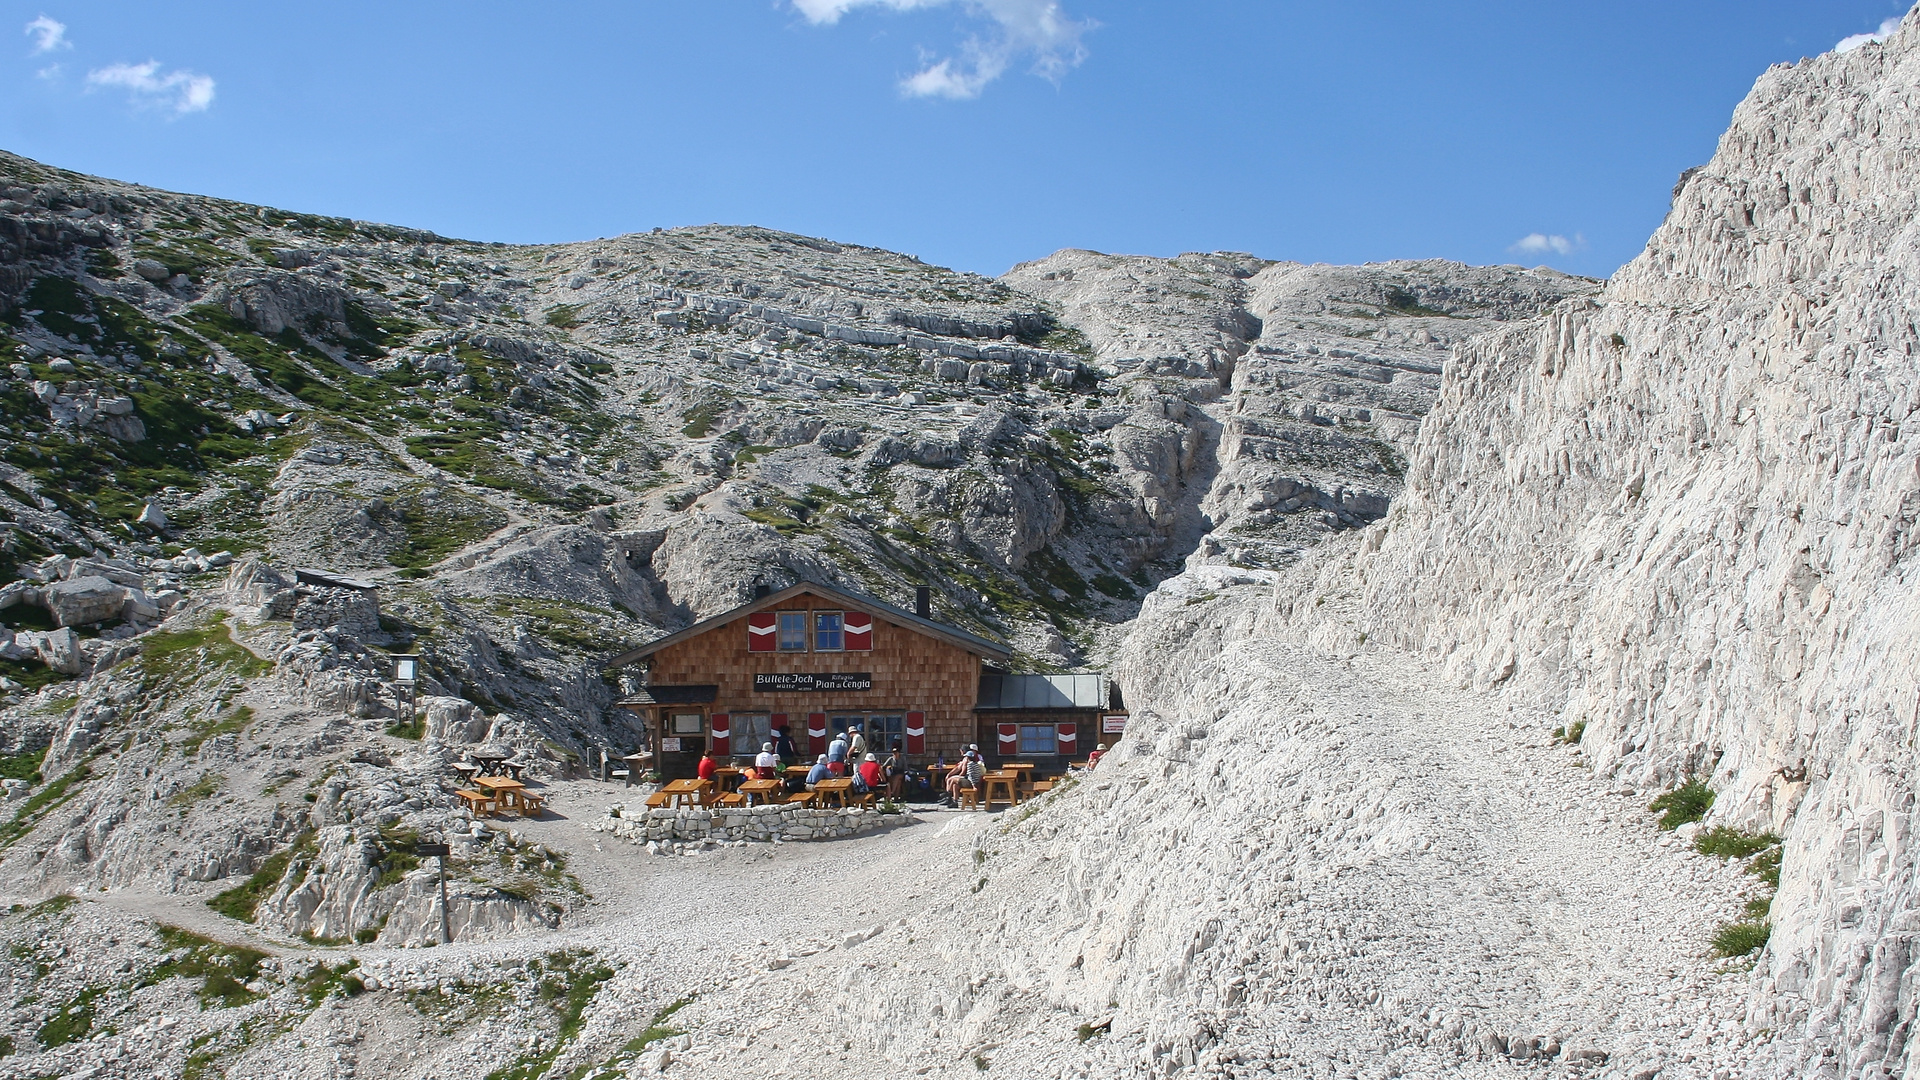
[1265,12,1920,1079]
[0,139,1587,927]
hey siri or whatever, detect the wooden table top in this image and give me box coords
[475,776,524,791]
[812,778,854,792]
[738,779,782,795]
[661,778,709,793]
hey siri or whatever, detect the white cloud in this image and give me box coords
[1836,16,1903,53]
[1510,233,1584,257]
[87,60,216,115]
[793,0,1091,100]
[24,14,68,54]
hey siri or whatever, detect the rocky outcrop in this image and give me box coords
[1274,13,1920,1076]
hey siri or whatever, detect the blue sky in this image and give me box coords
[1,2,1909,280]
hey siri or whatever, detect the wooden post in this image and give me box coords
[415,842,452,944]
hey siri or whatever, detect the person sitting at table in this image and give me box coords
[857,752,883,793]
[697,750,717,782]
[883,743,906,800]
[944,750,984,806]
[1088,743,1106,768]
[773,725,798,764]
[827,731,849,775]
[754,742,780,779]
[806,753,832,788]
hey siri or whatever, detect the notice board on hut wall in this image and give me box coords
[753,672,874,692]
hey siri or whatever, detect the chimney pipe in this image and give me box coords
[915,585,931,619]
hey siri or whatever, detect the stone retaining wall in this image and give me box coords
[589,802,913,845]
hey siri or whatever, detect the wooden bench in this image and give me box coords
[645,791,672,809]
[786,791,818,806]
[517,791,546,817]
[713,793,746,808]
[1028,781,1055,795]
[958,786,980,810]
[455,789,496,816]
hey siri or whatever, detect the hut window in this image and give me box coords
[813,611,844,651]
[672,713,704,735]
[733,713,772,758]
[777,611,808,651]
[1018,725,1058,756]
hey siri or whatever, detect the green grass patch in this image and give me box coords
[0,656,72,692]
[1649,779,1714,830]
[0,760,92,849]
[143,926,269,1008]
[0,748,43,785]
[1550,720,1587,745]
[386,487,507,571]
[545,304,581,329]
[207,833,313,923]
[385,717,425,740]
[136,616,271,700]
[37,986,103,1048]
[168,773,221,808]
[184,705,255,755]
[485,951,617,1080]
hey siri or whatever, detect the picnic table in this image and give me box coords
[659,778,710,809]
[476,775,527,813]
[620,753,651,786]
[737,778,783,806]
[469,751,511,777]
[713,766,749,792]
[1001,762,1036,791]
[811,777,855,808]
[980,771,1019,811]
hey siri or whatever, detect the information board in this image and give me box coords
[753,672,874,692]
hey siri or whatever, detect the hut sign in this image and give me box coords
[754,672,875,692]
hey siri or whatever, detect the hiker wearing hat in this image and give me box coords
[805,753,832,789]
[884,742,906,800]
[944,749,984,806]
[827,730,849,775]
[847,724,868,760]
[857,752,883,792]
[754,741,780,779]
[1088,743,1106,768]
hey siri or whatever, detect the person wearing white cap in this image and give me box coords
[857,752,883,792]
[754,741,779,779]
[806,753,831,788]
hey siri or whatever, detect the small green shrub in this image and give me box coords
[385,717,425,740]
[1711,918,1771,958]
[545,304,581,329]
[1649,779,1714,830]
[1551,720,1587,745]
[168,773,221,808]
[1694,827,1780,861]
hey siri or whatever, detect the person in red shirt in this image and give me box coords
[697,751,717,782]
[857,753,883,792]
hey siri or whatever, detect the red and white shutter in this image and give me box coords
[770,713,788,746]
[905,711,926,755]
[1055,722,1077,755]
[709,713,731,757]
[747,611,776,652]
[808,713,828,756]
[997,723,1017,756]
[843,611,873,651]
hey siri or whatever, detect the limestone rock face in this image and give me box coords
[1275,13,1920,1073]
[43,575,125,627]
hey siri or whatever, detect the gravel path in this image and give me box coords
[0,619,1774,1080]
[642,627,1772,1079]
